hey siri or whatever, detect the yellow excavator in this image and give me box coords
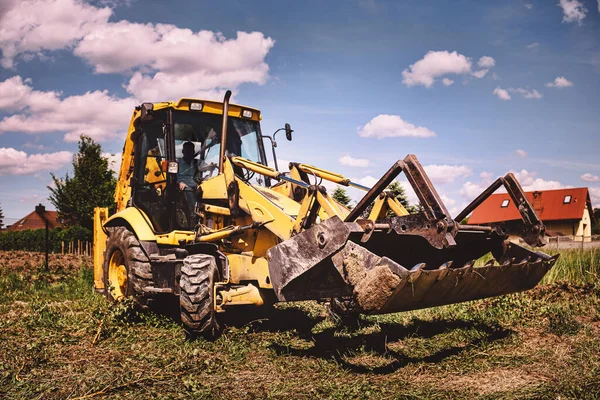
[93,91,558,338]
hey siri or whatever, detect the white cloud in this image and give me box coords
[512,169,566,191]
[515,149,528,157]
[471,69,489,79]
[460,171,495,200]
[525,3,533,9]
[462,169,565,198]
[423,164,472,184]
[76,24,275,100]
[0,147,72,175]
[356,176,379,187]
[357,114,436,139]
[477,56,495,69]
[401,51,496,87]
[493,87,511,100]
[0,0,112,69]
[545,76,573,88]
[102,152,121,174]
[581,173,600,182]
[338,155,370,168]
[526,42,540,49]
[559,0,587,25]
[509,87,543,99]
[0,76,135,142]
[0,1,275,101]
[401,50,473,88]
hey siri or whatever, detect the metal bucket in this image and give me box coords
[267,217,558,314]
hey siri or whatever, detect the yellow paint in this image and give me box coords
[156,230,195,245]
[105,207,156,241]
[108,249,127,300]
[215,283,264,312]
[297,163,350,185]
[227,253,272,288]
[93,207,108,291]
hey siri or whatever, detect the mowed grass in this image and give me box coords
[1,249,600,399]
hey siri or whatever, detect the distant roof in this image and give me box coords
[6,209,62,231]
[468,187,592,225]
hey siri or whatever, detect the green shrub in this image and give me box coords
[0,226,92,252]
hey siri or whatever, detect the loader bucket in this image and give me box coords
[266,217,558,314]
[266,155,558,314]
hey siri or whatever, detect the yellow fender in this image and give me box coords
[104,207,157,241]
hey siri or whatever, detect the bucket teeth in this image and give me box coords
[484,259,495,267]
[411,263,426,272]
[408,263,425,283]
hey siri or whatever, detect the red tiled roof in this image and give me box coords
[6,209,62,231]
[467,187,592,225]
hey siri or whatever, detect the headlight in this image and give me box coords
[189,102,203,111]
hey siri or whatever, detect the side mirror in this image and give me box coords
[285,123,293,141]
[140,102,154,122]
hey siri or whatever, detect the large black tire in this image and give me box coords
[103,226,153,304]
[180,254,221,339]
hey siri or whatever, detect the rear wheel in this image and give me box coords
[103,226,153,303]
[179,254,221,339]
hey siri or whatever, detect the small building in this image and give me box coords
[468,187,594,242]
[6,204,62,232]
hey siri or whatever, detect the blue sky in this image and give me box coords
[0,0,599,219]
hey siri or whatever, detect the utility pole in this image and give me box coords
[35,204,49,271]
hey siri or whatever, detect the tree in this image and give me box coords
[0,204,4,230]
[332,186,352,208]
[48,135,116,230]
[593,208,600,235]
[387,181,410,209]
[361,180,417,218]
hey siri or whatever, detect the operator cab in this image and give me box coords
[131,100,268,233]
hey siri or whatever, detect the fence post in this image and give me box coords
[61,241,64,255]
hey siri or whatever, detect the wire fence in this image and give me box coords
[0,216,93,264]
[514,235,600,249]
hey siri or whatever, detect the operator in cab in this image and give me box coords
[177,141,199,214]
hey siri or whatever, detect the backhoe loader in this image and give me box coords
[94,91,558,338]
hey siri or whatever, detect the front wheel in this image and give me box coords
[103,226,153,303]
[179,254,221,339]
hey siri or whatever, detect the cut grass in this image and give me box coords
[0,250,600,399]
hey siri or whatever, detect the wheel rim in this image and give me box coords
[108,249,127,300]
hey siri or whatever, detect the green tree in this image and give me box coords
[362,180,417,218]
[332,185,352,208]
[48,135,116,230]
[387,181,410,209]
[0,204,4,230]
[593,208,600,235]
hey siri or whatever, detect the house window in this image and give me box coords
[501,199,510,208]
[563,195,571,204]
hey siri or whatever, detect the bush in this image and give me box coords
[0,226,92,252]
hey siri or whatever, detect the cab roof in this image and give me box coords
[145,98,262,121]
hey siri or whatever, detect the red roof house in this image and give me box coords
[6,204,63,231]
[468,188,594,241]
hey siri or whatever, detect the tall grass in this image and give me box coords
[541,247,600,284]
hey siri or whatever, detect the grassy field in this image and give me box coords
[1,249,600,399]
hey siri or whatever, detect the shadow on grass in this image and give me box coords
[247,307,512,374]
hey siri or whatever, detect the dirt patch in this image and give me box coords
[0,250,91,272]
[340,244,403,313]
[354,265,401,313]
[342,247,368,285]
[444,368,548,395]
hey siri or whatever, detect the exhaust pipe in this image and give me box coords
[218,90,232,174]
